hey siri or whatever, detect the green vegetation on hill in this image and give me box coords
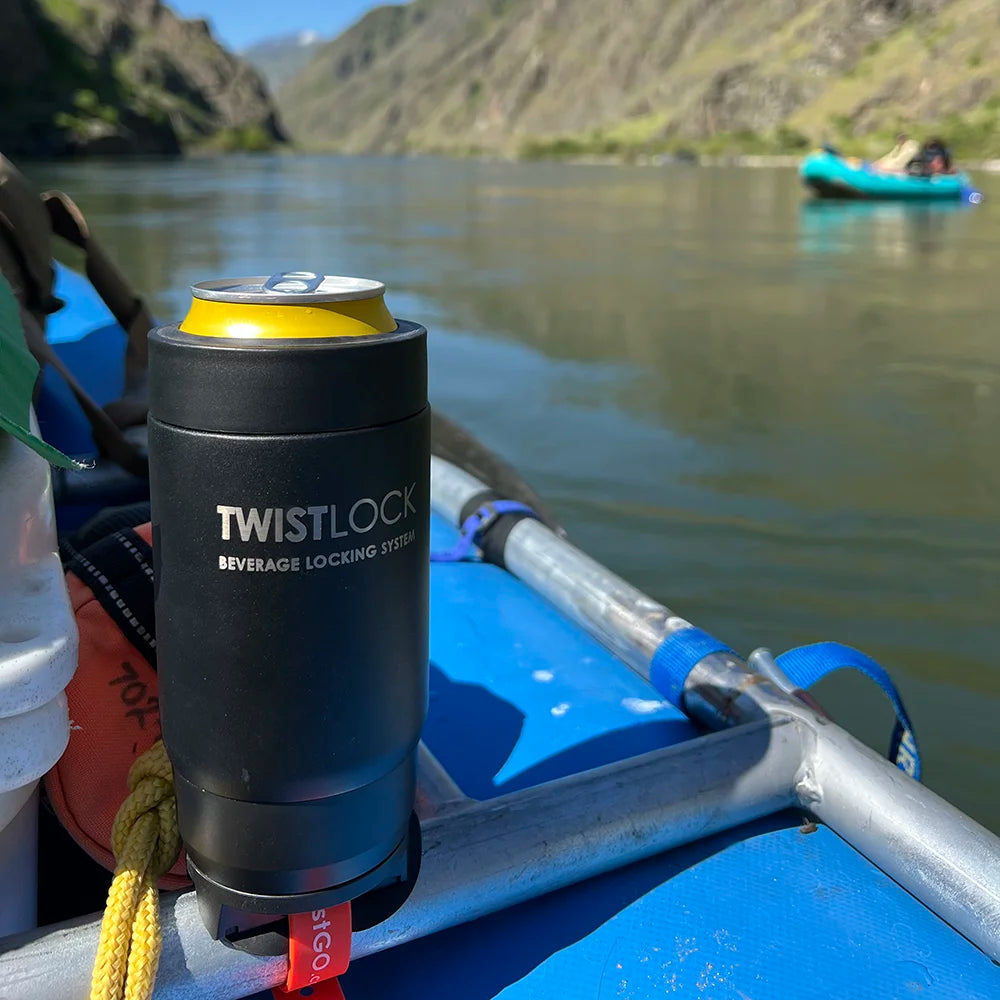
[276,0,1000,161]
[0,0,284,156]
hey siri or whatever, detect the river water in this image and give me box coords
[32,154,1000,832]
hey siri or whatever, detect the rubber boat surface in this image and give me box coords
[800,150,977,201]
[2,265,999,999]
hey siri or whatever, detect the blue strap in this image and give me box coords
[431,501,538,563]
[776,642,920,781]
[650,627,735,708]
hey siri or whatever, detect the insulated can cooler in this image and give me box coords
[147,271,428,925]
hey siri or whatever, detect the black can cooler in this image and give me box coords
[147,272,429,928]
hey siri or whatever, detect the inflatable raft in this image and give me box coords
[2,265,1000,999]
[800,149,980,201]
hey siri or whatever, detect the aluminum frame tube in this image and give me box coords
[0,721,801,1000]
[431,456,1000,959]
[430,457,685,673]
[811,722,1000,956]
[684,655,1000,960]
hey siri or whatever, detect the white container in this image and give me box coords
[0,414,78,935]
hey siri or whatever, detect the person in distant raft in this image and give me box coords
[873,133,921,173]
[909,137,954,175]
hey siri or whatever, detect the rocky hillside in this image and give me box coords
[277,0,1000,159]
[244,31,326,93]
[0,0,284,156]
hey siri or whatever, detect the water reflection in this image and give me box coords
[798,199,976,260]
[383,166,1000,529]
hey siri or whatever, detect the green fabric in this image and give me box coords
[0,275,83,468]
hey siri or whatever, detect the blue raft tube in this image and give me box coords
[800,148,983,203]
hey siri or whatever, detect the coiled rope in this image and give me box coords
[90,739,180,1000]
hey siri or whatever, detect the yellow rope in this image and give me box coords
[90,740,180,1000]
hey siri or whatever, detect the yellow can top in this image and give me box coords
[179,271,397,339]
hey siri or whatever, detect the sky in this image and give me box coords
[169,0,391,51]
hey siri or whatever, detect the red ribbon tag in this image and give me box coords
[273,902,351,998]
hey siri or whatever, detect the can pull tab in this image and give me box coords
[264,271,325,295]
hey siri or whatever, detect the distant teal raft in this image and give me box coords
[800,150,979,202]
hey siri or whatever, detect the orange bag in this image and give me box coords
[44,519,189,889]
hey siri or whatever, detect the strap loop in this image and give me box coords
[776,642,921,780]
[431,500,537,563]
[649,632,921,781]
